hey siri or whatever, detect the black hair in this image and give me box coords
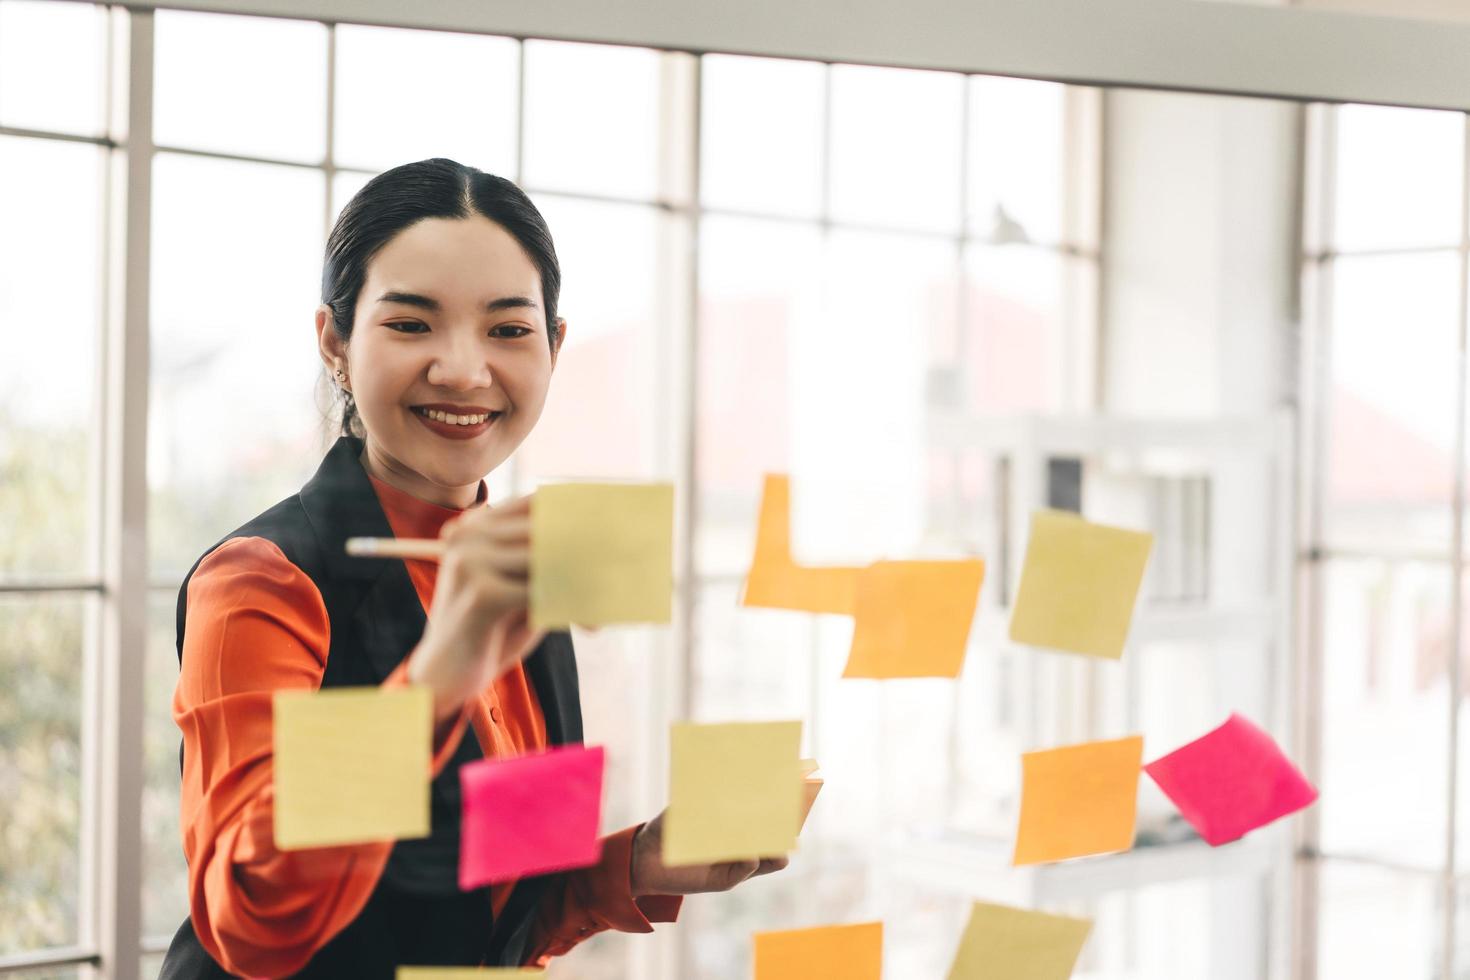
[319,158,562,438]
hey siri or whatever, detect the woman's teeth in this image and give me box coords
[413,407,494,425]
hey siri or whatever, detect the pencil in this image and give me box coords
[344,537,445,561]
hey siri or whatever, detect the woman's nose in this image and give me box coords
[426,335,495,389]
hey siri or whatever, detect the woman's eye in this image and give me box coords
[384,321,529,338]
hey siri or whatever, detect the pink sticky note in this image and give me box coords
[1143,713,1317,847]
[459,744,605,889]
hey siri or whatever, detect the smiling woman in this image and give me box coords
[316,160,568,509]
[158,158,787,980]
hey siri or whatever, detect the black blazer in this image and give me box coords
[160,434,583,979]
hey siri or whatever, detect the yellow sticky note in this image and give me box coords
[1009,510,1153,660]
[531,481,674,630]
[843,560,986,678]
[1012,735,1143,865]
[755,921,883,980]
[665,720,803,866]
[274,685,431,850]
[946,901,1093,980]
[397,970,546,978]
[741,474,862,615]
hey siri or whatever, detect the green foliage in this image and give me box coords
[0,411,87,954]
[0,595,83,953]
[1,406,324,956]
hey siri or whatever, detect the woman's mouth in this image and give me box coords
[410,406,502,439]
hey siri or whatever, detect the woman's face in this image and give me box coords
[316,214,565,508]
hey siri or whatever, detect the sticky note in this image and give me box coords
[1008,510,1153,660]
[273,685,431,850]
[1012,734,1143,865]
[843,559,985,678]
[665,720,803,866]
[799,759,823,832]
[1144,713,1318,846]
[741,474,862,614]
[946,901,1092,980]
[754,921,883,980]
[531,481,674,630]
[459,744,605,889]
[397,969,546,978]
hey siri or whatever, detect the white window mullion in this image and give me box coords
[94,8,154,980]
[1441,109,1470,980]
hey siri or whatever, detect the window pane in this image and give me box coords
[961,244,1092,415]
[333,26,518,176]
[968,75,1067,246]
[143,592,187,938]
[522,41,660,200]
[947,640,1023,837]
[1317,861,1438,978]
[682,846,871,979]
[1332,104,1464,252]
[828,64,964,233]
[331,168,373,227]
[154,11,326,164]
[1323,252,1459,552]
[543,931,629,979]
[149,153,328,580]
[787,229,954,564]
[1082,879,1216,978]
[692,581,813,724]
[0,594,86,953]
[0,135,104,581]
[0,0,109,137]
[515,197,667,482]
[695,215,822,576]
[699,55,824,218]
[1319,558,1448,869]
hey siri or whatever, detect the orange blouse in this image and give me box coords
[173,472,679,978]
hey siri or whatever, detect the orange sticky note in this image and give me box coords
[1012,735,1143,865]
[754,921,883,980]
[842,560,985,678]
[741,474,862,614]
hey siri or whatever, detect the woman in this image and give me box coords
[160,158,787,978]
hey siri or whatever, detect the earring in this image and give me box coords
[334,368,346,382]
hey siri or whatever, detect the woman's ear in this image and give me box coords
[315,304,347,378]
[551,318,569,367]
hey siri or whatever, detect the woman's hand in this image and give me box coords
[629,810,790,896]
[407,495,544,721]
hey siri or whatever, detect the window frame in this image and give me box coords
[0,3,1099,975]
[1297,100,1470,980]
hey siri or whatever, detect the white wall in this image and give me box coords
[1100,88,1300,418]
[1099,88,1303,977]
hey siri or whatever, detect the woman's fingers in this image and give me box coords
[466,543,530,575]
[490,609,545,670]
[753,856,789,877]
[498,494,533,514]
[444,512,531,544]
